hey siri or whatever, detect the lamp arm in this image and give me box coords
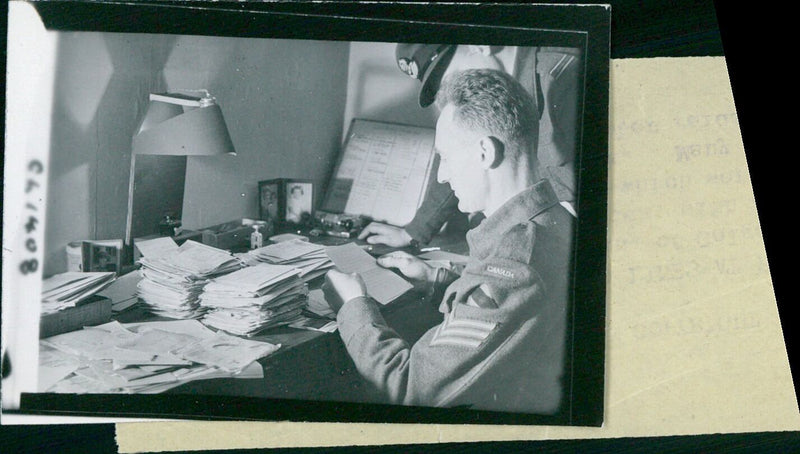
[124,153,137,247]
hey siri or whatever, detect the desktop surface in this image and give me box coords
[109,231,466,404]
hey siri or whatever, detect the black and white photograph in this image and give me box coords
[1,1,610,426]
[285,180,314,225]
[81,240,123,274]
[258,179,281,224]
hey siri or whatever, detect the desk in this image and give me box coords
[114,233,467,404]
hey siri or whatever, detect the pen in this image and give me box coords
[419,247,440,252]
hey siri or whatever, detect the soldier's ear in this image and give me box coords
[478,136,504,169]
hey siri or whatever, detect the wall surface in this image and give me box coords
[45,32,175,276]
[342,41,439,136]
[44,32,349,275]
[167,36,349,230]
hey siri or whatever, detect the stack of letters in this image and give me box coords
[137,240,242,319]
[39,320,278,394]
[248,239,333,283]
[200,263,309,336]
[41,272,116,315]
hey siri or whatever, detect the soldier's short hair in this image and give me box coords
[435,69,538,157]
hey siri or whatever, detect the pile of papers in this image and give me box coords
[248,239,334,283]
[288,288,338,333]
[97,271,142,313]
[137,240,243,319]
[41,272,116,315]
[200,263,309,336]
[39,320,278,394]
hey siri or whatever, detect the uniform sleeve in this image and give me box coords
[545,49,581,167]
[415,223,564,412]
[410,250,548,409]
[537,48,581,205]
[444,223,541,314]
[336,296,413,403]
[336,223,557,410]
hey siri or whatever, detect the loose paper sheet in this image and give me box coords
[134,237,179,259]
[116,57,799,451]
[326,243,413,304]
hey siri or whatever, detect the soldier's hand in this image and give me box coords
[358,222,413,247]
[377,251,436,285]
[322,269,368,314]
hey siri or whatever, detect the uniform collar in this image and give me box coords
[466,179,559,259]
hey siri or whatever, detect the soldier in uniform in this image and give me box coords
[323,69,575,414]
[358,43,581,248]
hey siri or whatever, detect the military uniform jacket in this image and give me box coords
[336,180,575,414]
[405,46,581,244]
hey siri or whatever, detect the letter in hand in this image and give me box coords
[322,269,368,314]
[357,222,413,247]
[376,251,436,289]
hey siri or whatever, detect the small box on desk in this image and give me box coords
[201,218,270,250]
[40,295,112,338]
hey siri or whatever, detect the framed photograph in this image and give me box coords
[258,179,282,224]
[2,1,609,428]
[259,178,315,228]
[80,240,123,274]
[284,179,314,225]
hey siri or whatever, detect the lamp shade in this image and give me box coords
[132,93,236,156]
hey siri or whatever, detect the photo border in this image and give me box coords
[5,1,610,427]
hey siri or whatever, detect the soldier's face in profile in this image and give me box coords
[434,104,489,214]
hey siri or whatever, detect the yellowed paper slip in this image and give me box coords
[116,57,799,452]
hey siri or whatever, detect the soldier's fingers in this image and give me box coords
[325,269,344,279]
[378,251,410,260]
[365,234,391,245]
[377,254,412,269]
[321,279,334,300]
[389,251,415,260]
[325,269,348,287]
[357,223,388,240]
[356,224,375,240]
[376,255,396,268]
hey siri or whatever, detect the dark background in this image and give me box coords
[2,0,795,452]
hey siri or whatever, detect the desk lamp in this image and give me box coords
[125,90,236,247]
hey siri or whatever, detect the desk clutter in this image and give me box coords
[40,272,117,338]
[38,320,272,394]
[196,239,335,336]
[41,272,117,315]
[53,238,343,338]
[199,263,308,336]
[135,238,340,334]
[247,238,333,283]
[138,240,243,319]
[200,218,270,250]
[39,235,413,393]
[133,238,336,335]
